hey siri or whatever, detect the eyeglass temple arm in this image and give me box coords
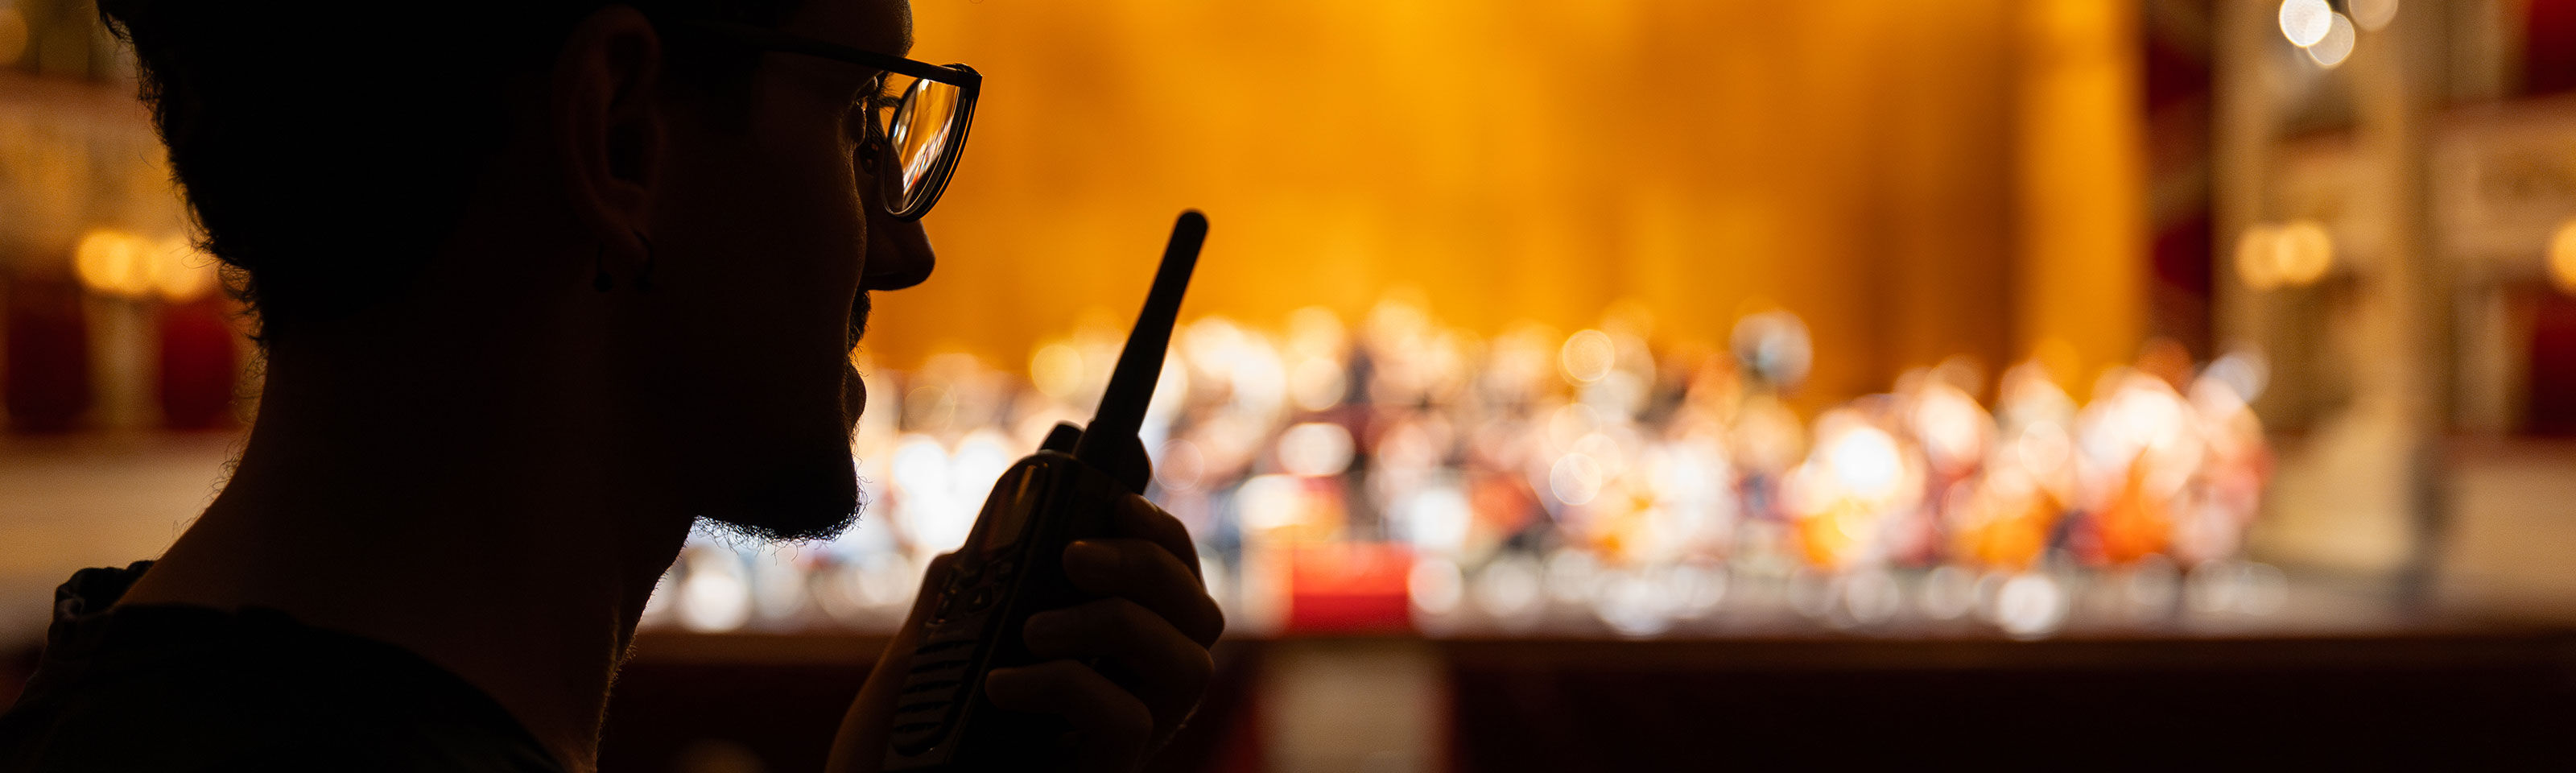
[672,18,982,88]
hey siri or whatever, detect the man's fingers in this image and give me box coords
[1111,494,1202,580]
[1061,538,1226,647]
[960,497,1220,770]
[1020,597,1216,729]
[984,659,1153,773]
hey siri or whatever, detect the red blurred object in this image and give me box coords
[1285,543,1414,633]
[156,298,241,430]
[2531,0,2576,96]
[2527,289,2576,436]
[4,276,93,432]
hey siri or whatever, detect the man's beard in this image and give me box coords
[694,449,868,544]
[694,290,876,544]
[697,486,865,544]
[847,291,871,351]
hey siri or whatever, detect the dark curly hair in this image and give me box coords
[95,1,805,344]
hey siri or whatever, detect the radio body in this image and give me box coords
[881,211,1205,771]
[884,439,1129,768]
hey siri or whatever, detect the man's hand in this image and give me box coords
[827,494,1224,773]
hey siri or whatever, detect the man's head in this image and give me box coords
[99,0,935,540]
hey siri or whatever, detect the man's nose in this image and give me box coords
[856,134,937,291]
[863,208,937,291]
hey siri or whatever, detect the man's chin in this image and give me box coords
[698,498,863,544]
[696,454,866,544]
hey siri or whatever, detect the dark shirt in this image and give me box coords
[0,562,563,772]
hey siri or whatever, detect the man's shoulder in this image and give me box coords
[0,564,563,773]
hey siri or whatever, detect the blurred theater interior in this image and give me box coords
[4,0,2576,769]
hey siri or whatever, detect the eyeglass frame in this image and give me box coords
[673,18,982,221]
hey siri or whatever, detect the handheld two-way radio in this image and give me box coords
[882,210,1208,771]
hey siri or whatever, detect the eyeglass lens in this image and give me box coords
[880,75,964,215]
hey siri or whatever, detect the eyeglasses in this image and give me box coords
[679,19,981,221]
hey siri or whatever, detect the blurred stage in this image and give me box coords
[6,435,2576,771]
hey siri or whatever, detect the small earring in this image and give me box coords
[859,138,886,174]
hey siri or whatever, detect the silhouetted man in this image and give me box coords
[0,1,1220,771]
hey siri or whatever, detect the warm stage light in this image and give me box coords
[151,236,219,303]
[662,299,2280,638]
[2277,0,2333,47]
[1550,453,1605,506]
[2234,225,2281,291]
[1028,341,1084,399]
[2549,220,2576,295]
[2238,221,2332,291]
[73,229,219,301]
[1994,572,2069,639]
[1278,422,1356,477]
[73,229,148,298]
[2273,219,2334,287]
[1558,329,1616,385]
[1824,424,1904,502]
[2305,13,2355,68]
[1289,357,1348,412]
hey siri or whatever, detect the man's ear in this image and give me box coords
[552,6,665,258]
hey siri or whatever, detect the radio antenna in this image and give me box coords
[1074,210,1206,468]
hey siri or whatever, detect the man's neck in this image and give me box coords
[118,330,697,773]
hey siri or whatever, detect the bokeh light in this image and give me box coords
[1028,341,1084,400]
[2273,220,2334,285]
[2278,0,2334,47]
[73,229,147,298]
[2349,0,2400,31]
[630,300,2289,643]
[2237,221,2333,291]
[2549,219,2576,296]
[1558,329,1616,385]
[2306,12,2357,68]
[2235,225,2282,291]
